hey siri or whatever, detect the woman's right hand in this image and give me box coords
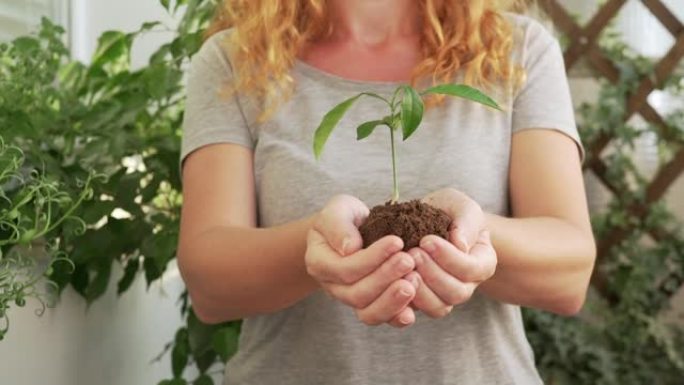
[305,195,419,328]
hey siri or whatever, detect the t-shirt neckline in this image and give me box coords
[293,58,407,92]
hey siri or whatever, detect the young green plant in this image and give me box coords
[313,84,502,203]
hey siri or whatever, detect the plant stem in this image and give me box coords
[34,173,94,239]
[389,126,399,203]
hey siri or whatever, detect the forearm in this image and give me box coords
[178,216,318,323]
[479,213,596,315]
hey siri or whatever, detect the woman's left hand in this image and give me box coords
[406,188,498,318]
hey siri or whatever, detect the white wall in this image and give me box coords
[71,0,177,67]
[0,264,187,385]
[0,0,67,41]
[0,1,188,385]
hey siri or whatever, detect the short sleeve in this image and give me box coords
[180,31,254,168]
[512,20,585,162]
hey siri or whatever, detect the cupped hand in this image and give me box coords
[423,188,486,252]
[408,189,497,318]
[305,195,420,328]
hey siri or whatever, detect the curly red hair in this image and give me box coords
[206,0,529,119]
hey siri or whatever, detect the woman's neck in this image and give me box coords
[298,0,422,83]
[328,0,421,48]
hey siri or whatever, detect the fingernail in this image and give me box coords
[421,240,436,253]
[399,312,413,325]
[390,238,404,252]
[457,233,469,251]
[396,257,412,271]
[340,237,351,255]
[398,288,412,298]
[410,275,420,289]
[409,249,423,266]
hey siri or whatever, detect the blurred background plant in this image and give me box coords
[0,136,93,342]
[1,1,239,383]
[523,1,684,383]
[1,0,683,384]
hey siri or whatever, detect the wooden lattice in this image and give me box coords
[538,0,684,301]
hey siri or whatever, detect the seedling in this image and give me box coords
[314,84,501,202]
[313,83,502,250]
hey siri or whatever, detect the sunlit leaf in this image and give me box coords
[92,31,132,69]
[313,94,363,159]
[421,84,501,110]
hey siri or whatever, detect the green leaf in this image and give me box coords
[80,200,115,224]
[211,326,239,361]
[313,94,363,159]
[158,380,186,385]
[160,0,171,11]
[58,62,86,88]
[117,257,140,294]
[194,350,217,373]
[172,328,190,378]
[174,0,189,13]
[85,259,112,304]
[18,229,37,244]
[141,230,178,285]
[358,92,390,105]
[356,120,385,140]
[145,64,183,100]
[92,31,132,69]
[140,22,162,33]
[179,31,203,57]
[400,85,424,140]
[187,310,221,358]
[12,37,40,54]
[194,375,214,385]
[421,84,501,110]
[150,43,171,64]
[179,0,199,34]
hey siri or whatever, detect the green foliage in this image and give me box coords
[0,137,88,341]
[1,0,236,381]
[313,84,501,156]
[313,84,501,202]
[156,295,240,385]
[523,26,684,384]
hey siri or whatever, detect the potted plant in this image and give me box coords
[313,84,501,250]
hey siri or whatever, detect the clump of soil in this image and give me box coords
[358,200,452,251]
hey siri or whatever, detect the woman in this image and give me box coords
[177,0,596,383]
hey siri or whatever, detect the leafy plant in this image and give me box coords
[313,84,501,202]
[0,139,89,341]
[1,0,240,383]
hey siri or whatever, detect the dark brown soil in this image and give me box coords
[358,200,452,251]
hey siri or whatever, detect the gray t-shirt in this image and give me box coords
[181,14,583,385]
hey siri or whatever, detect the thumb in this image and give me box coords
[314,195,369,256]
[449,203,484,253]
[423,189,483,253]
